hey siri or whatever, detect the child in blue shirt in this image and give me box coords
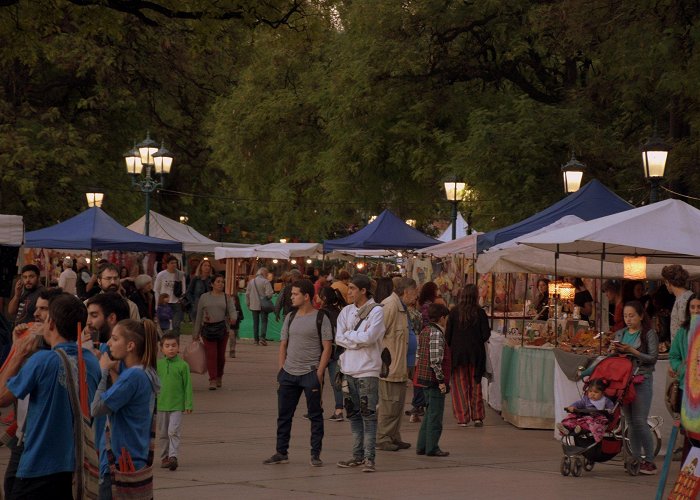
[91,318,160,500]
[157,293,173,332]
[157,332,193,471]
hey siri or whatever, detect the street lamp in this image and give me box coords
[444,179,465,240]
[179,215,189,224]
[641,132,670,203]
[85,192,104,208]
[405,219,416,227]
[124,132,174,236]
[561,153,585,193]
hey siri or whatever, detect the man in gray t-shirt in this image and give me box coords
[263,279,332,467]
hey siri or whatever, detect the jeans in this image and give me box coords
[624,373,655,460]
[411,386,426,410]
[276,369,324,457]
[344,375,379,461]
[4,438,22,499]
[203,333,229,381]
[416,386,445,454]
[158,410,183,459]
[99,474,112,500]
[252,310,269,342]
[9,472,72,500]
[327,359,344,410]
[170,302,183,335]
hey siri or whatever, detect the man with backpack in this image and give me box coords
[263,279,333,467]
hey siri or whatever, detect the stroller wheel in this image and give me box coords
[572,457,583,477]
[625,458,641,476]
[560,456,571,476]
[584,458,594,472]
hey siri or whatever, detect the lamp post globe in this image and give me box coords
[641,133,670,203]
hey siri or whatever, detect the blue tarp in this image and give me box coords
[477,179,633,253]
[324,209,439,251]
[25,207,182,252]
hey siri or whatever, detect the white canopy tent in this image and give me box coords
[324,249,397,261]
[420,232,480,258]
[128,211,252,253]
[518,199,700,265]
[438,212,471,242]
[0,215,23,246]
[215,242,323,261]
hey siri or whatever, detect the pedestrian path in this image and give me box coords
[0,339,673,499]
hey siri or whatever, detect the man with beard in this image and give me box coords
[85,292,131,346]
[7,265,44,327]
[88,264,140,320]
[3,287,62,497]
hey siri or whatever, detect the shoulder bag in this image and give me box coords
[253,278,275,313]
[201,295,231,340]
[57,348,100,500]
[105,391,156,499]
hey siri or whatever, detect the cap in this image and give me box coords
[351,274,371,294]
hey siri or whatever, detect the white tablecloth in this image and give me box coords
[483,332,505,411]
[553,356,672,455]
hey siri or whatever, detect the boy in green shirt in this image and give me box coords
[157,332,194,471]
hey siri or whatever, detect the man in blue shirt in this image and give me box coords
[0,293,101,500]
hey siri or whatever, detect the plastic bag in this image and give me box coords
[183,338,207,374]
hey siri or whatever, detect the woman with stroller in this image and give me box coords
[612,300,659,475]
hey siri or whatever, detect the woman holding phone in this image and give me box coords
[611,300,659,475]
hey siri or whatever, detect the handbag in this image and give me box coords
[105,399,156,499]
[666,378,681,415]
[201,320,228,340]
[57,349,100,500]
[253,279,274,313]
[183,338,207,374]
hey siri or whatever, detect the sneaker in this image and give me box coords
[209,381,217,391]
[556,423,570,436]
[302,414,310,420]
[329,413,344,422]
[427,450,450,457]
[263,453,289,465]
[640,461,658,475]
[416,407,425,416]
[161,457,171,468]
[393,440,411,450]
[376,442,399,451]
[336,457,364,468]
[310,455,323,467]
[474,420,483,428]
[362,459,376,472]
[260,339,268,346]
[409,414,421,423]
[458,423,468,427]
[168,457,178,471]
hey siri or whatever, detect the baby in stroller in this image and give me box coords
[558,378,614,442]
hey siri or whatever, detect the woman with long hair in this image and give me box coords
[446,284,491,427]
[91,318,160,499]
[533,278,550,320]
[320,286,346,421]
[194,274,238,390]
[418,281,446,329]
[373,277,394,304]
[186,259,214,320]
[611,300,659,474]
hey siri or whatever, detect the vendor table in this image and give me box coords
[499,343,556,429]
[483,333,505,411]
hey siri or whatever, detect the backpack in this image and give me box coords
[286,309,332,354]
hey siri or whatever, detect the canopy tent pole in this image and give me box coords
[521,273,529,347]
[490,273,496,331]
[554,244,559,347]
[599,243,605,355]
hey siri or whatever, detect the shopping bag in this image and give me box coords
[183,338,207,374]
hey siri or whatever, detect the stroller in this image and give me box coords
[559,354,660,477]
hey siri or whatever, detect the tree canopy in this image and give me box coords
[2,0,700,241]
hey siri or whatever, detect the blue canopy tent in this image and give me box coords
[477,179,633,253]
[25,207,182,253]
[324,209,439,251]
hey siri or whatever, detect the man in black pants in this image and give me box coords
[263,279,333,467]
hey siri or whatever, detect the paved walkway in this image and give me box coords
[0,339,678,499]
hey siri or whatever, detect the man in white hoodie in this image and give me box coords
[335,274,385,473]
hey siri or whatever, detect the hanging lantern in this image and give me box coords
[548,281,575,299]
[624,256,647,280]
[561,153,585,193]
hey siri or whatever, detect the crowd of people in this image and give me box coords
[0,254,697,496]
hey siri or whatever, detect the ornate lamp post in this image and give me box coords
[85,192,104,208]
[124,133,174,235]
[641,132,670,203]
[444,179,465,240]
[561,153,585,194]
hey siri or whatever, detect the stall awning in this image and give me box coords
[215,242,322,261]
[25,207,182,252]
